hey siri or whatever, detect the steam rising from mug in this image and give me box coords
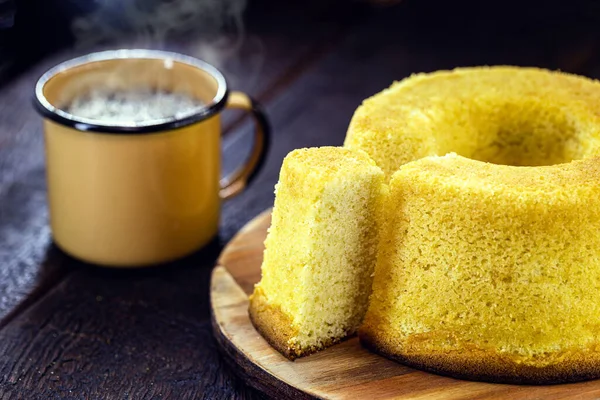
[70,0,262,85]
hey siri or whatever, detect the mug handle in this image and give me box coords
[219,91,271,200]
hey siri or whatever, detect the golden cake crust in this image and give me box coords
[344,65,600,179]
[360,330,600,384]
[249,288,300,360]
[249,287,351,361]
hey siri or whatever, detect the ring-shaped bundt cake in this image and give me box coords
[345,66,600,383]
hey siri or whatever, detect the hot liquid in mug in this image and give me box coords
[34,49,270,267]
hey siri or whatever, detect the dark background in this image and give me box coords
[1,0,600,398]
[3,0,600,83]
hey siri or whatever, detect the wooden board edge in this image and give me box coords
[210,265,317,400]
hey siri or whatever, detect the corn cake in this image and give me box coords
[348,66,600,383]
[249,146,385,360]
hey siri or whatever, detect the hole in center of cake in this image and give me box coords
[447,101,591,167]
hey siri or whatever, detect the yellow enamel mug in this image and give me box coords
[33,49,270,267]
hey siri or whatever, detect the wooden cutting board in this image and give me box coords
[210,209,600,399]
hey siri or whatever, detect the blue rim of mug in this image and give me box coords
[33,49,229,134]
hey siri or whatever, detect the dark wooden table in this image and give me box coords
[1,1,600,398]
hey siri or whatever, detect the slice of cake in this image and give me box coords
[249,146,385,360]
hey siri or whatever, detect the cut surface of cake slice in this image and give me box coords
[249,146,385,360]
